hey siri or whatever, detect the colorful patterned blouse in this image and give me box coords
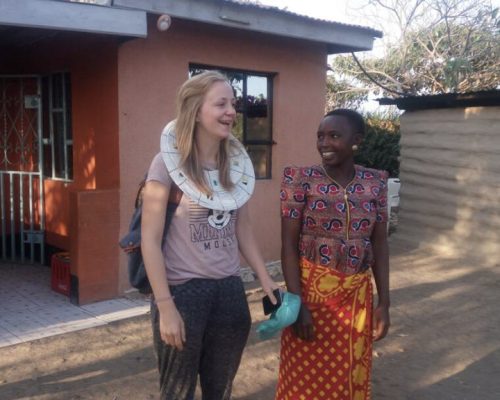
[280,165,388,275]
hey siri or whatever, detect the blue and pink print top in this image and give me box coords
[281,165,388,275]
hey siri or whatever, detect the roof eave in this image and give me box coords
[0,0,147,37]
[114,0,381,54]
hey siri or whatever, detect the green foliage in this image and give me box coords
[327,0,500,106]
[354,114,401,177]
[326,75,370,110]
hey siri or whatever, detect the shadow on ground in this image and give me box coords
[1,240,500,399]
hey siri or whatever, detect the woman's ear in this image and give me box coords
[353,133,363,146]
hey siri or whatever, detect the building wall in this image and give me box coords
[118,17,327,291]
[396,106,500,265]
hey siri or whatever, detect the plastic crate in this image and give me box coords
[51,252,70,296]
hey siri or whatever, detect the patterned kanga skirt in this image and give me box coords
[276,258,373,400]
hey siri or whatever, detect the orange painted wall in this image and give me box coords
[118,17,327,291]
[69,188,119,304]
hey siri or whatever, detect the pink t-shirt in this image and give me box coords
[146,153,240,285]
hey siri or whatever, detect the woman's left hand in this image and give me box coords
[373,304,390,341]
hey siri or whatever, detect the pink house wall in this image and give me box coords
[118,17,327,291]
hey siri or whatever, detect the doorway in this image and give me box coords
[0,76,45,263]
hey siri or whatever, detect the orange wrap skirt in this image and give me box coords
[276,258,373,400]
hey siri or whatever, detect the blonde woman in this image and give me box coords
[141,71,279,400]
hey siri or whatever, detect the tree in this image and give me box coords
[327,0,499,109]
[354,113,401,177]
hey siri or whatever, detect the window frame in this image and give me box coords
[41,72,73,182]
[189,64,276,179]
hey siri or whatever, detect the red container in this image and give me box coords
[51,252,71,296]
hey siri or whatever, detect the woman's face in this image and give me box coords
[317,115,360,168]
[196,81,236,141]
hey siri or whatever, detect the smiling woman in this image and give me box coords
[276,109,391,400]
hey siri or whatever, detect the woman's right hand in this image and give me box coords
[158,302,186,350]
[292,304,314,341]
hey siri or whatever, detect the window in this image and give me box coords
[190,65,274,179]
[42,73,73,181]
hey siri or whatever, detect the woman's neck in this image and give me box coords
[322,162,356,188]
[195,133,220,168]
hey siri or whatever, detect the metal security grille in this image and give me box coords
[0,76,45,263]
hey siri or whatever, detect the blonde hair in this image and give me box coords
[175,71,235,195]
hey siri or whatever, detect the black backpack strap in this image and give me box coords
[163,181,182,242]
[134,177,147,209]
[167,181,182,206]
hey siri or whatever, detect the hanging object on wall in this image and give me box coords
[157,14,172,31]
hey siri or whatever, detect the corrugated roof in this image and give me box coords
[378,90,500,111]
[223,0,382,37]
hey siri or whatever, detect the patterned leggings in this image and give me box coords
[151,276,251,400]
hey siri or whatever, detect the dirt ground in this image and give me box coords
[1,238,499,400]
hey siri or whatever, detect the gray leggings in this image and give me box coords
[151,276,251,400]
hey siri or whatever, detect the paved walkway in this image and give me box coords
[0,260,282,349]
[0,263,149,348]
